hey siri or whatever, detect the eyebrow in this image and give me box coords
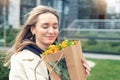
[42,22,58,25]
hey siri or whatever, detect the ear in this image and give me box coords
[30,27,35,35]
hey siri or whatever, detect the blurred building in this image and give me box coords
[0,0,120,28]
[0,0,9,27]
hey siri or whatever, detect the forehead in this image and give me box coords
[37,13,58,23]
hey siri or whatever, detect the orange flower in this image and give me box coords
[53,46,59,53]
[42,39,79,55]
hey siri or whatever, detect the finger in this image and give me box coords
[86,69,91,77]
[83,63,91,71]
[81,57,86,63]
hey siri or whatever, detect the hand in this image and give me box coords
[81,57,91,77]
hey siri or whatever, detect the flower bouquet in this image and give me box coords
[41,40,86,80]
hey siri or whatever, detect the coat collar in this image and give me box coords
[23,44,44,57]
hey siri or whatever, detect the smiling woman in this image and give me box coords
[4,5,90,80]
[4,5,60,80]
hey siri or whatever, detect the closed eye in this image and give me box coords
[53,23,58,29]
[41,23,49,29]
[53,25,58,29]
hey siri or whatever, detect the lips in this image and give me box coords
[47,36,55,40]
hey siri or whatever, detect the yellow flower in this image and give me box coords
[42,39,78,55]
[61,41,67,48]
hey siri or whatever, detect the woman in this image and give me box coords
[4,5,90,80]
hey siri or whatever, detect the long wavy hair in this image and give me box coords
[4,5,59,67]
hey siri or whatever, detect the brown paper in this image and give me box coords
[41,41,86,80]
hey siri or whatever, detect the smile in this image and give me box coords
[47,36,55,39]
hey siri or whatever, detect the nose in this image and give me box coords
[48,27,54,33]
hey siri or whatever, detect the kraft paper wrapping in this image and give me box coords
[41,41,86,80]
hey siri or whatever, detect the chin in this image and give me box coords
[46,41,54,45]
[45,39,56,44]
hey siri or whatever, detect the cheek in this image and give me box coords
[37,28,47,35]
[40,29,48,35]
[55,30,59,36]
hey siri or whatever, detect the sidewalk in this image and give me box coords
[83,52,120,68]
[84,52,120,60]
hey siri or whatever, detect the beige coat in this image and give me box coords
[9,49,50,80]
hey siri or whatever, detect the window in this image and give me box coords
[20,0,36,25]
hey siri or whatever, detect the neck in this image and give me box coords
[36,42,50,51]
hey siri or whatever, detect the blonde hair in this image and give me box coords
[4,5,59,67]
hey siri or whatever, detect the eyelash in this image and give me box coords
[42,26,48,29]
[53,26,58,29]
[42,25,58,29]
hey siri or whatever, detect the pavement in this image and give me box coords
[84,52,120,60]
[83,52,120,68]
